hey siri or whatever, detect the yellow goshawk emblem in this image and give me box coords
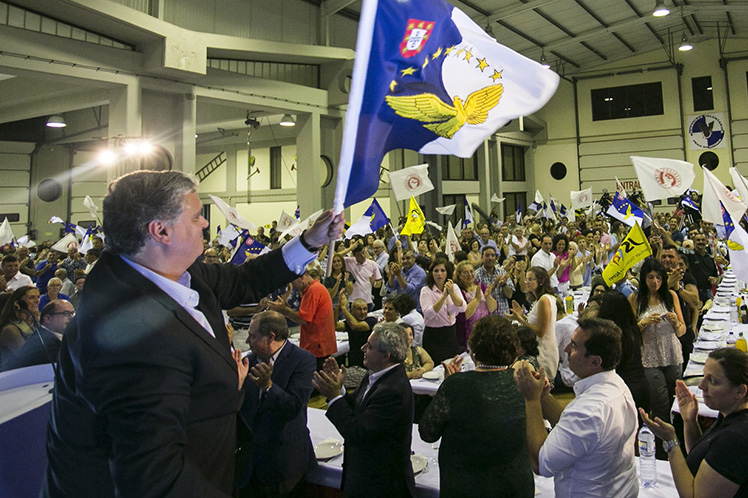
[385,84,503,139]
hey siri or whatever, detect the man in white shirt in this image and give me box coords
[1,254,34,291]
[530,234,559,290]
[515,317,638,498]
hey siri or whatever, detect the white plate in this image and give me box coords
[411,454,428,475]
[422,371,441,381]
[694,341,721,351]
[314,440,343,460]
[690,352,709,364]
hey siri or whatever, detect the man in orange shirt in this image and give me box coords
[269,267,336,370]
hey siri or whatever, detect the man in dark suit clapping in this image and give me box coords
[313,322,416,498]
[236,310,317,498]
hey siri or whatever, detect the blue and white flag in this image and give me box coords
[333,0,559,211]
[365,198,390,231]
[464,197,474,228]
[516,201,522,224]
[294,205,301,220]
[230,235,269,265]
[721,201,748,282]
[606,192,644,227]
[681,194,700,212]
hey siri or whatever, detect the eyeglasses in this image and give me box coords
[50,311,75,318]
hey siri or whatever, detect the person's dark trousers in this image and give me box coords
[239,473,306,498]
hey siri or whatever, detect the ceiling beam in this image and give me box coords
[320,0,358,17]
[486,0,565,24]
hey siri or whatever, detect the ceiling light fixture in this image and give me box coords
[653,0,670,17]
[279,114,296,127]
[540,51,550,69]
[679,32,693,51]
[46,115,66,128]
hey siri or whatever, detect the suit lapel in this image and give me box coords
[108,253,237,372]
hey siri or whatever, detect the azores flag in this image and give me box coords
[464,196,474,228]
[230,235,269,265]
[333,0,560,211]
[606,192,644,227]
[364,198,390,231]
[721,201,748,282]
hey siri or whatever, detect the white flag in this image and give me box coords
[49,216,64,225]
[702,167,747,224]
[570,188,593,209]
[217,225,242,247]
[630,156,695,201]
[534,190,544,204]
[445,222,461,262]
[491,194,505,203]
[0,218,14,246]
[52,233,79,253]
[83,195,99,219]
[729,168,748,204]
[209,195,256,231]
[388,164,435,201]
[435,204,456,216]
[279,209,323,240]
[345,215,374,239]
[727,218,748,283]
[425,221,443,232]
[615,178,627,198]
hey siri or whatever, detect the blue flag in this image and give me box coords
[230,234,268,265]
[681,194,700,212]
[721,201,735,239]
[606,192,644,227]
[516,201,522,224]
[364,198,390,231]
[294,205,301,220]
[464,197,473,229]
[333,0,560,211]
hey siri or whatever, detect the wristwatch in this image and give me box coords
[299,230,320,252]
[663,439,680,454]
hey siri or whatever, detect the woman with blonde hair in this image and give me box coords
[454,260,496,350]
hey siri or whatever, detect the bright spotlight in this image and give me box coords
[123,142,138,156]
[98,149,117,165]
[138,141,154,155]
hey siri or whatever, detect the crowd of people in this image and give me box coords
[5,176,748,498]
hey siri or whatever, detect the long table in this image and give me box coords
[672,270,741,418]
[306,407,678,497]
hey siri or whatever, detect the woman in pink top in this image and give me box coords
[454,260,496,351]
[419,258,466,363]
[551,233,573,296]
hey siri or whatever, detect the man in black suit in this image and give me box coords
[237,310,317,498]
[42,171,344,498]
[3,300,73,371]
[313,322,416,498]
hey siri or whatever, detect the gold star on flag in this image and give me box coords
[400,66,416,76]
[432,47,443,59]
[476,58,489,72]
[444,45,455,56]
[422,57,429,69]
[490,69,503,81]
[463,49,473,62]
[390,80,397,91]
[455,49,465,58]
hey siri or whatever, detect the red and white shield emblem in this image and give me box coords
[400,19,434,58]
[655,168,681,189]
[405,174,422,192]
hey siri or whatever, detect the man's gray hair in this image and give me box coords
[372,322,408,363]
[103,171,198,256]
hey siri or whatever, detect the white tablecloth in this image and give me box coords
[305,408,677,497]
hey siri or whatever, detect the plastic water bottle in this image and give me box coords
[728,331,737,346]
[638,425,657,488]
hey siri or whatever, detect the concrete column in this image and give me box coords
[108,82,142,179]
[178,93,197,173]
[296,112,322,215]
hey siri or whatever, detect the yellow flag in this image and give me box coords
[602,222,652,286]
[400,196,426,236]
